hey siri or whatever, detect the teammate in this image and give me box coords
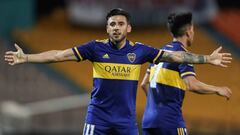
[141,12,232,135]
[5,9,232,135]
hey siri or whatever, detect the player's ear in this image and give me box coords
[127,24,132,33]
[185,28,190,38]
[186,31,190,38]
[185,26,191,38]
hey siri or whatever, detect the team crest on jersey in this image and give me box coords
[127,53,136,63]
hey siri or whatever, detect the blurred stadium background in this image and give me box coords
[0,0,239,135]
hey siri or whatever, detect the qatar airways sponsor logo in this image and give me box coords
[104,65,132,77]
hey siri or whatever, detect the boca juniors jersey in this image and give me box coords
[142,41,196,129]
[72,39,164,127]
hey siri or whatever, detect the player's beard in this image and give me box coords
[111,34,126,44]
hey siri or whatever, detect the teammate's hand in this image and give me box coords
[216,87,232,100]
[4,43,27,65]
[208,46,232,67]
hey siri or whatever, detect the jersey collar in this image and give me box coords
[108,39,131,51]
[172,41,188,52]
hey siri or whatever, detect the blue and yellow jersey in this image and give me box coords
[72,39,164,127]
[142,41,196,129]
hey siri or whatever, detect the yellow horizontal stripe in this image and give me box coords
[74,47,83,61]
[181,71,196,77]
[156,68,187,90]
[153,50,161,63]
[93,62,141,81]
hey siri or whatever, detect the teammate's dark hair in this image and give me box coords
[167,12,192,37]
[106,8,131,23]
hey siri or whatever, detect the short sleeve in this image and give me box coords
[178,64,196,78]
[143,45,165,64]
[177,46,196,78]
[72,40,95,62]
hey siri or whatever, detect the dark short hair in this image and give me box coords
[167,12,192,37]
[106,8,131,23]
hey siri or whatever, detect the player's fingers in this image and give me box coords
[9,62,15,66]
[222,93,230,100]
[222,53,232,57]
[5,51,14,55]
[4,55,14,59]
[14,43,22,51]
[222,57,232,61]
[5,58,14,62]
[224,88,232,99]
[215,46,222,53]
[226,87,232,95]
[4,55,13,59]
[221,60,231,64]
[220,63,228,68]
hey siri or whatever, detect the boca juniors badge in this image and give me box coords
[127,53,136,63]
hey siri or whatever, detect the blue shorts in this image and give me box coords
[83,123,139,135]
[142,127,187,135]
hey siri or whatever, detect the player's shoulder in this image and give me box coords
[95,39,108,43]
[161,43,175,52]
[134,41,146,46]
[91,39,110,48]
[134,41,154,49]
[163,42,188,52]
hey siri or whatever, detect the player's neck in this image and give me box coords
[110,38,126,49]
[173,38,187,48]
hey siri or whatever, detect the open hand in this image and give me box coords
[208,46,232,67]
[217,86,232,100]
[4,44,27,65]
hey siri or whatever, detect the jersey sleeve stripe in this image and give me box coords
[153,50,164,63]
[180,72,196,78]
[74,47,83,61]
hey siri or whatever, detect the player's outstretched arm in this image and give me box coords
[161,46,232,67]
[183,76,232,100]
[4,43,77,65]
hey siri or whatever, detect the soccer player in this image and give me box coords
[5,9,231,135]
[141,12,232,135]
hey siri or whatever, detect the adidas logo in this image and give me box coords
[102,53,110,59]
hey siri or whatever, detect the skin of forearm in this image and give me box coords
[161,51,208,64]
[141,73,150,96]
[26,50,62,63]
[141,84,149,96]
[189,81,218,94]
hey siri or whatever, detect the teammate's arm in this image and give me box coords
[183,76,232,100]
[141,72,150,96]
[4,44,77,65]
[161,47,232,67]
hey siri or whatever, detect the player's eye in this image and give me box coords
[110,22,116,27]
[119,22,124,26]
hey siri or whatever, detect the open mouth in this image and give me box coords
[113,33,121,36]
